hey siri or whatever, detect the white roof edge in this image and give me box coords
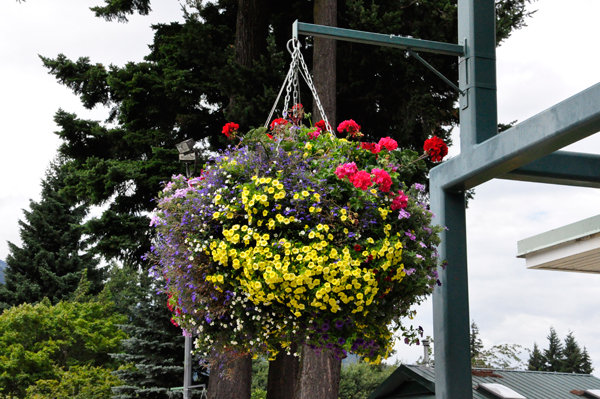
[517,214,600,258]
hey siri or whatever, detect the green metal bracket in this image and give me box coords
[406,49,464,95]
[293,20,465,98]
[292,20,465,57]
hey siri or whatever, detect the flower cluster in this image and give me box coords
[423,136,448,162]
[222,122,239,139]
[150,114,445,365]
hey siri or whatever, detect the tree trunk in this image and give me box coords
[295,344,342,399]
[267,343,300,399]
[207,353,252,399]
[234,0,269,68]
[312,0,337,127]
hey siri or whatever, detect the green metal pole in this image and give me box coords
[431,186,471,399]
[458,0,498,148]
[432,1,497,398]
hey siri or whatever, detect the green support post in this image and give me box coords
[458,0,498,147]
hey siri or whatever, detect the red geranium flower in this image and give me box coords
[337,119,361,138]
[354,244,362,252]
[315,119,327,131]
[266,134,273,140]
[360,142,381,154]
[222,122,239,138]
[270,118,289,130]
[378,137,398,151]
[371,168,392,192]
[349,170,373,191]
[423,136,448,162]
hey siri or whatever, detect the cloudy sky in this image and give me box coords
[1,0,599,373]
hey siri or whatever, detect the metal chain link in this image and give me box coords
[265,39,334,139]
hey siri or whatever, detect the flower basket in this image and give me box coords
[150,111,446,364]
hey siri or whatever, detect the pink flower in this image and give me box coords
[371,168,392,192]
[337,119,361,137]
[378,137,398,151]
[391,190,409,210]
[335,162,358,180]
[349,170,373,190]
[308,129,321,140]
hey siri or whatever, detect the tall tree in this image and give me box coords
[562,331,582,373]
[106,265,202,398]
[470,321,484,364]
[528,342,545,371]
[579,347,594,374]
[543,327,563,372]
[0,158,102,309]
[312,0,337,126]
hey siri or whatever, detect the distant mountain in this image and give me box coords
[0,259,6,284]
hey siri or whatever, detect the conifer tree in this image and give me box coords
[470,321,484,364]
[106,265,203,398]
[528,342,545,371]
[0,158,102,309]
[543,327,564,372]
[561,331,582,373]
[579,347,594,374]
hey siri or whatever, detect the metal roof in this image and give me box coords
[517,214,600,274]
[368,365,600,399]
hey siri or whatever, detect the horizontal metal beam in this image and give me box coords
[500,151,600,188]
[292,20,465,57]
[430,82,600,191]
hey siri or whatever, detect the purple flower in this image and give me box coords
[322,323,330,332]
[398,209,411,219]
[413,183,426,192]
[335,320,344,329]
[405,268,416,276]
[405,231,416,241]
[338,337,346,345]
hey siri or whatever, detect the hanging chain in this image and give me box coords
[265,39,334,139]
[296,50,333,136]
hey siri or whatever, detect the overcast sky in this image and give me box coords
[1,0,599,373]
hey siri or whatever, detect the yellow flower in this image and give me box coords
[341,215,347,221]
[309,207,315,213]
[302,191,309,197]
[213,212,220,219]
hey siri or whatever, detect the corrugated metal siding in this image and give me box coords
[405,365,600,399]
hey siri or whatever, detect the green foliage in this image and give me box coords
[0,297,126,398]
[543,327,563,372]
[527,342,545,371]
[338,361,395,399]
[25,365,121,399]
[527,328,594,374]
[106,265,202,398]
[580,347,594,374]
[562,331,582,373]
[251,358,268,393]
[470,321,484,361]
[0,158,102,309]
[470,322,525,369]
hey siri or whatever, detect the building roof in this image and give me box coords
[368,365,600,399]
[516,214,600,274]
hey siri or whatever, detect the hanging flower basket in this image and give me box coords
[150,109,447,364]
